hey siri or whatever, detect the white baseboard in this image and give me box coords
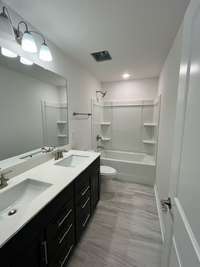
[154,184,165,242]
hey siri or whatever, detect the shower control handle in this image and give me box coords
[96,135,102,141]
[161,197,172,211]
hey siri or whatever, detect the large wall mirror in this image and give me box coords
[0,49,69,163]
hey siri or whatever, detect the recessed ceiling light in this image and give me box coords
[122,73,131,79]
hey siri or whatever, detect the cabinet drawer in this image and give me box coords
[48,222,75,264]
[49,228,74,267]
[76,201,91,241]
[76,190,91,219]
[75,171,90,203]
[47,200,74,240]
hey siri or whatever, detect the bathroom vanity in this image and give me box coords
[0,151,100,267]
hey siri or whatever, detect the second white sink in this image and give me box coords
[0,179,52,217]
[55,155,89,168]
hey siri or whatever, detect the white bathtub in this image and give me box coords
[101,150,156,186]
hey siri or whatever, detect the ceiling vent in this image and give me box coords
[91,50,112,62]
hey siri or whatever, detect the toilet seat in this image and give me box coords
[100,165,117,176]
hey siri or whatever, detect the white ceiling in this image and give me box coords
[6,0,190,82]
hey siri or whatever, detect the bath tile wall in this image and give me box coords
[99,78,159,155]
[102,101,155,154]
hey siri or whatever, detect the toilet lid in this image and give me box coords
[100,165,117,176]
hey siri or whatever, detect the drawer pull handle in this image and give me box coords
[59,223,73,245]
[41,241,48,265]
[58,209,72,228]
[81,186,90,197]
[81,197,90,209]
[60,245,74,267]
[82,214,90,228]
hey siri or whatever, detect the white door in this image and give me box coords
[161,0,200,266]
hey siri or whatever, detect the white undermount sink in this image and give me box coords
[0,179,51,217]
[55,155,89,168]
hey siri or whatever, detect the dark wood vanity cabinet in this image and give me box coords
[90,158,100,214]
[0,157,100,267]
[75,157,100,242]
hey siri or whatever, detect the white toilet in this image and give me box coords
[100,165,117,192]
[100,165,117,179]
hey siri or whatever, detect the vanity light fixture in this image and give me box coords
[20,56,33,65]
[0,6,53,62]
[16,22,52,61]
[1,47,17,58]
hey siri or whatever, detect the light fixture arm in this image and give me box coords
[16,20,29,39]
[1,6,16,38]
[17,21,29,32]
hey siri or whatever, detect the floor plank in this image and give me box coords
[68,179,162,267]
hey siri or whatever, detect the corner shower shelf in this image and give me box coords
[100,122,111,126]
[56,121,67,124]
[57,134,67,138]
[144,123,157,127]
[101,137,111,141]
[143,140,157,145]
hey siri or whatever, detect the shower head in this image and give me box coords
[96,90,107,98]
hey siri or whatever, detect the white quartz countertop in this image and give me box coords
[0,150,100,248]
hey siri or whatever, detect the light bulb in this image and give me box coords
[20,57,33,65]
[39,42,52,62]
[21,31,37,53]
[1,47,17,58]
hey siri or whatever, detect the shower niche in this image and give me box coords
[42,99,68,147]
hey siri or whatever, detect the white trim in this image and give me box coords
[154,184,165,242]
[103,99,155,107]
[172,237,182,267]
[43,100,68,108]
[175,198,200,262]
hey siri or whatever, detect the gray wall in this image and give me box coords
[102,78,158,101]
[156,26,183,199]
[0,64,62,160]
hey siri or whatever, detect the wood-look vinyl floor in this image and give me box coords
[68,179,162,267]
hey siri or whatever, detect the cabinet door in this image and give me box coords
[10,234,46,267]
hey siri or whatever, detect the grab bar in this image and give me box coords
[73,112,92,116]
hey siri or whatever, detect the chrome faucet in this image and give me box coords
[0,170,13,189]
[54,148,68,160]
[41,145,55,153]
